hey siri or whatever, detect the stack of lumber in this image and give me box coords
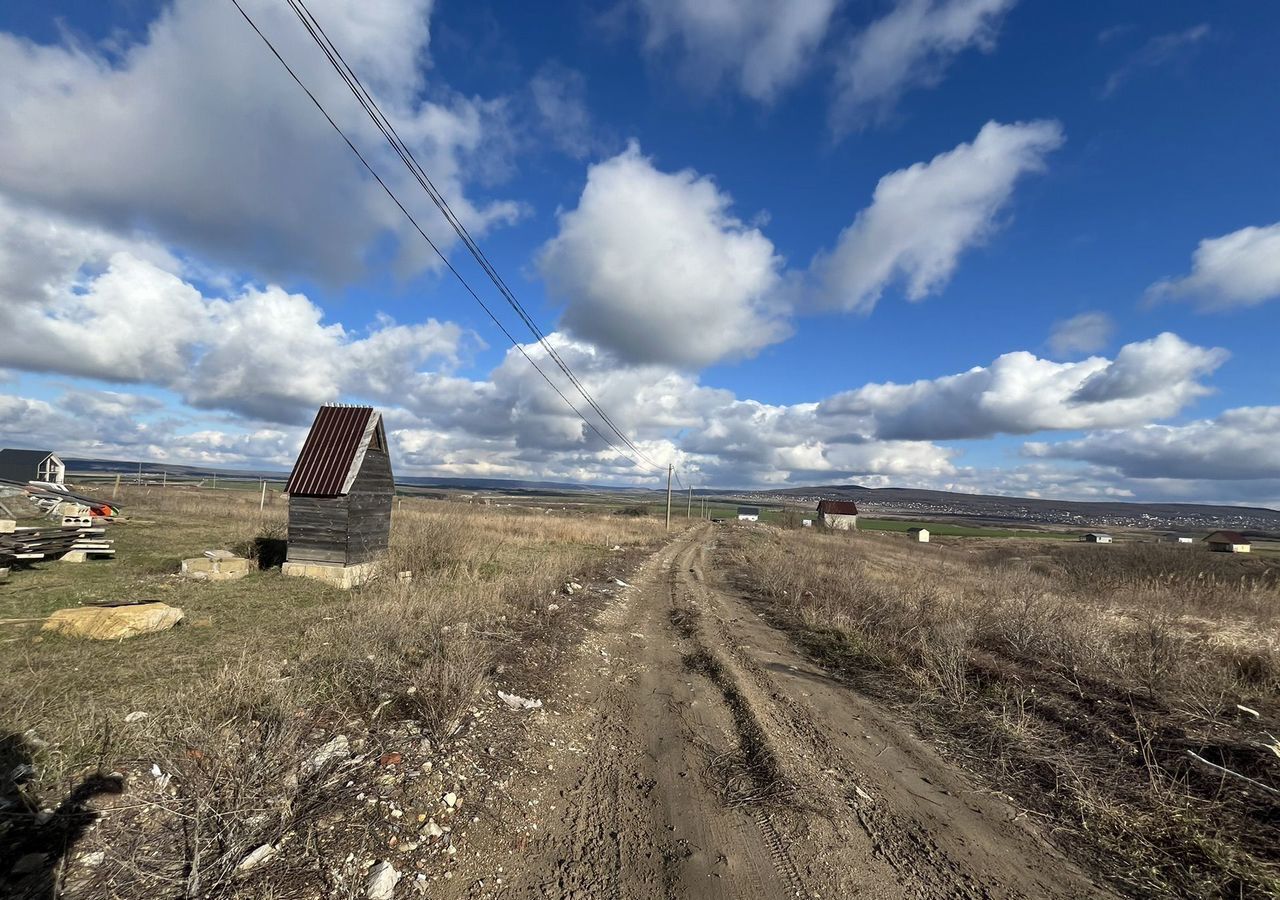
[0,478,121,521]
[0,524,115,565]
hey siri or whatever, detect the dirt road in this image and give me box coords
[448,526,1111,899]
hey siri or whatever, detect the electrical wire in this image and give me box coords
[279,0,667,473]
[226,0,655,472]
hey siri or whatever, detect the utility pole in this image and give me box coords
[112,473,121,500]
[259,480,268,518]
[687,485,692,518]
[665,464,673,531]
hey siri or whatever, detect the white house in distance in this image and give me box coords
[816,499,858,530]
[1081,532,1113,543]
[1204,531,1251,553]
[907,527,930,542]
[737,506,760,522]
[1161,533,1194,545]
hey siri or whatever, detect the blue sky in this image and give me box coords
[1,0,1278,505]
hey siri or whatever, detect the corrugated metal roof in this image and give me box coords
[285,406,378,497]
[817,499,859,515]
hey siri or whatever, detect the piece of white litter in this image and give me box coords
[613,578,630,587]
[124,711,149,723]
[1238,704,1261,718]
[497,690,543,711]
[150,764,171,791]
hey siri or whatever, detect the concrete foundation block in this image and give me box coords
[282,560,378,590]
[61,551,89,563]
[180,556,253,581]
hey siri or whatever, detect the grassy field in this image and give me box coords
[726,525,1280,898]
[1,486,666,899]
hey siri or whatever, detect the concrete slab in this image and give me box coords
[282,560,378,590]
[181,556,253,581]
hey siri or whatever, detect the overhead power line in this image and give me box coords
[227,0,659,474]
[282,0,664,474]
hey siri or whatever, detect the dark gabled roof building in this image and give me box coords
[816,499,859,516]
[1204,531,1252,552]
[0,449,65,485]
[284,406,394,568]
[817,498,859,531]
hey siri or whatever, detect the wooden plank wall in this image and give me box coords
[286,447,393,566]
[345,449,393,564]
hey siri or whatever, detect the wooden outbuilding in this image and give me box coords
[284,406,393,569]
[817,499,859,531]
[1204,531,1251,553]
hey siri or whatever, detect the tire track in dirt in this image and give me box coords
[446,526,1115,899]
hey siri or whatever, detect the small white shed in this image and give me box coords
[907,527,930,543]
[737,506,760,522]
[1081,532,1113,543]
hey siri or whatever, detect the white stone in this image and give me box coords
[366,861,401,899]
[236,843,276,872]
[306,735,350,774]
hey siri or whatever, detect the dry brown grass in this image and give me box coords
[0,486,664,899]
[728,527,1280,899]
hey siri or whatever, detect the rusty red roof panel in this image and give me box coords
[285,406,376,497]
[817,499,859,515]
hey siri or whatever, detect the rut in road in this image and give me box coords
[449,526,1113,900]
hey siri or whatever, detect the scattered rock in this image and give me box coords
[379,751,403,767]
[43,603,184,640]
[613,578,631,587]
[546,604,560,612]
[78,850,105,867]
[236,843,276,873]
[442,792,458,808]
[423,820,445,838]
[124,711,149,723]
[305,735,350,775]
[366,860,401,899]
[497,690,543,711]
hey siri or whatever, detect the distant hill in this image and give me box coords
[63,458,1278,533]
[732,484,1280,535]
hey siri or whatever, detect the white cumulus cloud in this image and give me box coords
[819,333,1226,441]
[538,143,790,368]
[831,0,1017,131]
[636,0,838,102]
[1147,222,1280,311]
[810,119,1063,312]
[0,0,519,284]
[1027,406,1280,482]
